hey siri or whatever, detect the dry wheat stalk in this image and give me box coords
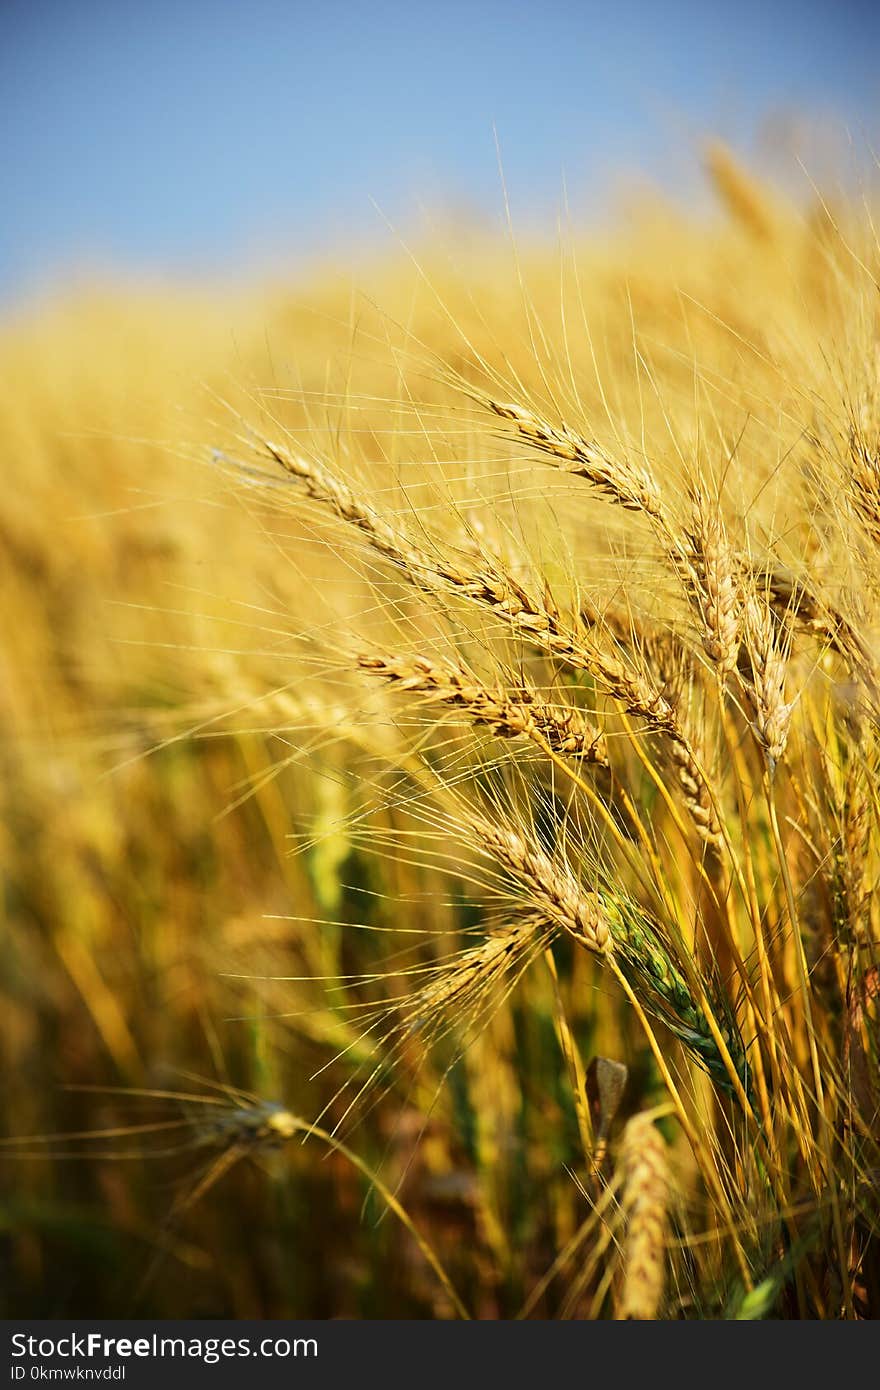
[618,1112,670,1319]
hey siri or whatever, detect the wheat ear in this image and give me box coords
[255,438,718,842]
[357,652,608,762]
[486,399,665,520]
[470,820,747,1092]
[743,595,793,768]
[675,486,742,676]
[618,1112,670,1320]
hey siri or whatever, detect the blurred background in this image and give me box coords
[0,0,877,1319]
[2,0,878,306]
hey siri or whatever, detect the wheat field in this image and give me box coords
[1,149,878,1319]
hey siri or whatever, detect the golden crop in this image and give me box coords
[1,151,878,1318]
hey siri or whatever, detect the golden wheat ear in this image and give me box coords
[617,1112,670,1320]
[356,651,609,761]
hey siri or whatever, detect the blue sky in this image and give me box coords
[1,0,877,302]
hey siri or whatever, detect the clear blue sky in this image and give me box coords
[1,0,877,302]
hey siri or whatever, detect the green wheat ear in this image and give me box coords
[602,893,752,1101]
